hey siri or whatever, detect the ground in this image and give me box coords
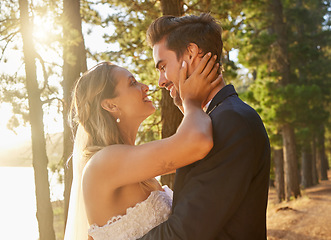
[267,170,331,240]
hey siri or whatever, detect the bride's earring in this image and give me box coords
[116,111,122,123]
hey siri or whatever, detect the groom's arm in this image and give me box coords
[138,110,266,240]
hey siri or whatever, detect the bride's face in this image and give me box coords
[110,67,155,122]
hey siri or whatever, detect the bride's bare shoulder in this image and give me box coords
[82,144,132,181]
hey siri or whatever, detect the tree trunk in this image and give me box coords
[282,123,301,200]
[19,0,56,239]
[160,0,184,16]
[301,141,313,188]
[311,136,319,185]
[270,0,300,200]
[316,125,328,180]
[270,0,291,85]
[159,0,184,189]
[201,0,211,12]
[62,0,87,227]
[273,148,285,202]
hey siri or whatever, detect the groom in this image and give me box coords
[139,13,270,240]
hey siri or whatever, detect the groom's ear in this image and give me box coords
[184,43,203,75]
[101,99,118,113]
[186,43,201,65]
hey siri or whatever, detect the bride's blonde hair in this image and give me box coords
[70,62,159,192]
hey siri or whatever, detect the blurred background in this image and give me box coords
[0,0,330,239]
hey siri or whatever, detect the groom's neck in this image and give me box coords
[203,80,225,107]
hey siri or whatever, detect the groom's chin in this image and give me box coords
[173,94,183,107]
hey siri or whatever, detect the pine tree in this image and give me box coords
[237,0,331,200]
[19,0,56,238]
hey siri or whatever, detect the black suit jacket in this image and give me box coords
[139,85,271,240]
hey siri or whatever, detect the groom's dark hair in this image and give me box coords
[147,13,223,65]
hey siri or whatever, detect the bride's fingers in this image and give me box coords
[202,55,218,77]
[195,52,213,74]
[210,74,223,88]
[206,62,220,82]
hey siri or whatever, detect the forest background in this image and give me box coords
[0,0,330,239]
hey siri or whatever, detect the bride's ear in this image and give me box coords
[101,99,118,113]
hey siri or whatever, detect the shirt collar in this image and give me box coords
[203,100,212,112]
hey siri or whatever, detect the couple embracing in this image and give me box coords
[64,13,270,240]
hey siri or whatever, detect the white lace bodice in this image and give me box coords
[88,186,173,240]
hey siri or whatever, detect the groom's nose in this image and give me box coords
[158,73,167,88]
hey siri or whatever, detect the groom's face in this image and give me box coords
[153,38,186,107]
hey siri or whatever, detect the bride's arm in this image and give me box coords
[162,170,176,175]
[83,54,221,189]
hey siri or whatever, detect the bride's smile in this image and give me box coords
[108,67,156,124]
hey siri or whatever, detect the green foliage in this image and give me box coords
[0,73,29,130]
[1,0,64,133]
[237,0,331,151]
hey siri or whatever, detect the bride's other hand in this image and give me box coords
[179,52,222,108]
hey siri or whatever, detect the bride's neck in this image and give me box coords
[118,120,141,145]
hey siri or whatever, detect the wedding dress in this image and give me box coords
[88,186,173,240]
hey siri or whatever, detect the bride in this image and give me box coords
[64,53,221,240]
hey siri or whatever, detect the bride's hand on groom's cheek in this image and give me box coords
[179,52,221,106]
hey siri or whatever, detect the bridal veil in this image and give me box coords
[64,124,89,240]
